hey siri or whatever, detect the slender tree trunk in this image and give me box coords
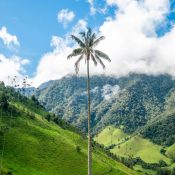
[87,59,92,175]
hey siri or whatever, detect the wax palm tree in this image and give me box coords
[67,28,111,175]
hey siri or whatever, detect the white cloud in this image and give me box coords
[32,38,74,87]
[102,84,120,100]
[33,0,175,87]
[97,0,173,77]
[0,54,29,85]
[88,0,96,15]
[0,27,20,47]
[57,9,75,28]
[50,36,67,52]
[70,19,87,35]
[88,0,108,15]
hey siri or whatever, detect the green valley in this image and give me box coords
[1,74,175,175]
[94,126,175,175]
[33,74,175,175]
[0,82,140,175]
[94,126,128,147]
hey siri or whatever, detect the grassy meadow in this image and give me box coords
[0,102,141,175]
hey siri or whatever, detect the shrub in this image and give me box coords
[0,92,9,109]
[76,146,81,153]
[28,112,35,120]
[160,148,166,155]
[158,160,167,167]
[45,114,52,122]
[7,171,13,175]
[156,168,171,175]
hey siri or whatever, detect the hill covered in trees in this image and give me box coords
[35,74,175,147]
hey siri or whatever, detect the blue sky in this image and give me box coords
[0,0,175,87]
[0,0,115,76]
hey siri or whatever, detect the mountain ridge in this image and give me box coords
[35,74,175,147]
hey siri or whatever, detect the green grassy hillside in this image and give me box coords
[111,135,170,164]
[0,110,139,175]
[166,143,175,159]
[95,127,171,164]
[94,126,128,147]
[94,126,175,175]
[0,84,140,175]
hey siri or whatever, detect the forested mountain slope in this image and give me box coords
[36,74,175,147]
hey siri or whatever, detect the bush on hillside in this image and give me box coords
[76,145,81,153]
[0,92,9,109]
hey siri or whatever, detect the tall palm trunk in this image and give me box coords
[87,59,92,175]
[67,28,110,175]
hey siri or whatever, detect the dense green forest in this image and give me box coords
[35,74,175,146]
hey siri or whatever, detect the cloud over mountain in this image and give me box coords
[0,54,29,84]
[98,0,175,77]
[33,0,175,87]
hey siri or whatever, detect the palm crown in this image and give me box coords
[67,28,111,73]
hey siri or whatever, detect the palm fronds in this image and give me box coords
[95,50,111,62]
[67,48,83,59]
[74,55,84,74]
[71,35,85,48]
[67,27,110,73]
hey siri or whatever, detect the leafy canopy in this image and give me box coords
[67,28,111,73]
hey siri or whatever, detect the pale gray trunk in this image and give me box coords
[87,59,92,175]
